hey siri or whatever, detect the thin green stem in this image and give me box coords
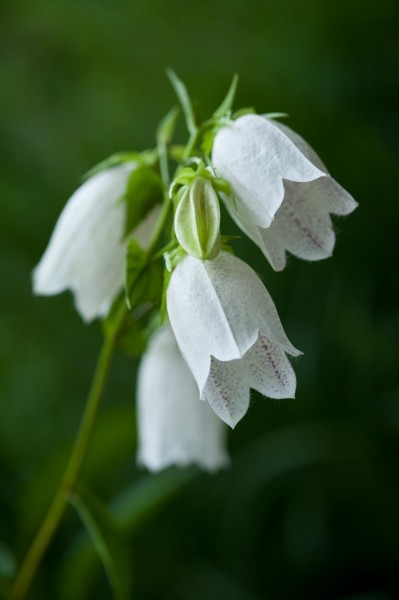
[9,303,125,600]
[10,191,174,600]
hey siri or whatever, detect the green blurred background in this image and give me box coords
[1,0,399,598]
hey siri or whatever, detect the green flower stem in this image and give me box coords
[10,192,174,600]
[9,304,124,600]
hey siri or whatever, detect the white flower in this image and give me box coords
[212,114,324,228]
[212,115,358,271]
[33,164,159,322]
[137,325,229,472]
[167,252,301,428]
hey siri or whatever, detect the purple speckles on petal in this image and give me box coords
[203,333,297,428]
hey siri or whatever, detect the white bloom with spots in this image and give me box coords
[167,252,301,427]
[213,115,357,271]
[33,164,159,321]
[137,325,229,472]
[212,114,324,228]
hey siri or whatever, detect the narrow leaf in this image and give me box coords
[213,74,239,119]
[67,489,132,600]
[166,69,197,135]
[122,167,163,238]
[156,106,180,146]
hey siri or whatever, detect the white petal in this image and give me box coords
[137,326,229,472]
[203,333,296,428]
[263,180,335,266]
[167,252,301,395]
[270,119,358,216]
[33,164,159,322]
[223,120,358,270]
[212,114,324,227]
[245,333,296,399]
[203,357,250,428]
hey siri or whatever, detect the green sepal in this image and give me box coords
[213,74,239,119]
[163,245,187,273]
[232,106,256,118]
[82,150,156,182]
[122,167,163,238]
[125,240,163,310]
[160,268,172,321]
[66,487,132,600]
[263,112,289,120]
[156,106,180,146]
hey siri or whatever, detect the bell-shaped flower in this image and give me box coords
[212,114,324,228]
[212,115,358,271]
[137,324,229,472]
[167,251,301,428]
[33,164,159,322]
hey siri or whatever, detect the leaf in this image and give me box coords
[166,69,197,135]
[213,74,239,119]
[125,240,163,310]
[58,469,197,600]
[67,488,132,600]
[156,106,180,146]
[122,167,163,238]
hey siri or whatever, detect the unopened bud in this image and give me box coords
[174,177,221,261]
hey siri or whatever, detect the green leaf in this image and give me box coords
[125,240,163,310]
[58,469,197,600]
[156,106,180,146]
[166,69,197,135]
[213,74,239,119]
[67,488,132,600]
[122,167,163,238]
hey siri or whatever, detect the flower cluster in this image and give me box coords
[33,73,357,472]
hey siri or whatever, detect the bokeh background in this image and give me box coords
[1,0,398,598]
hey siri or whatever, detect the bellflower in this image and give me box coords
[33,164,158,322]
[212,115,358,271]
[167,252,301,428]
[137,325,229,472]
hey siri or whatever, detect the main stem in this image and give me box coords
[10,304,124,600]
[11,194,173,600]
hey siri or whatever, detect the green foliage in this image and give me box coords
[122,167,163,238]
[125,239,163,310]
[212,74,239,119]
[67,488,132,600]
[166,69,197,135]
[156,106,180,147]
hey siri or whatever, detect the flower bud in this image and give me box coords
[174,177,221,261]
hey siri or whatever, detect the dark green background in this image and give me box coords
[1,0,398,598]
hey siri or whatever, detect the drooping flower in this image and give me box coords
[137,325,229,472]
[212,114,324,228]
[212,115,358,271]
[167,251,301,428]
[33,164,159,322]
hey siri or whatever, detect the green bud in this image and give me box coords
[174,177,221,261]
